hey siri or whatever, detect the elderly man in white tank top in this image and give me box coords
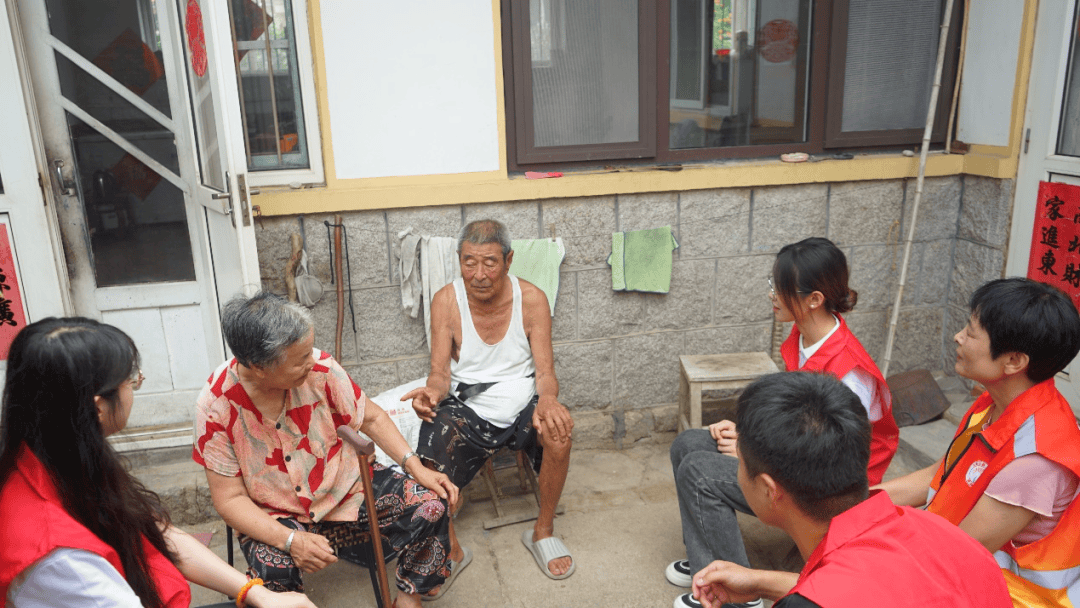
[403,219,575,583]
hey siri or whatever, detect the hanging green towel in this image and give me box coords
[509,237,565,316]
[607,227,678,293]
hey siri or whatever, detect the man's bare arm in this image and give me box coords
[402,284,456,419]
[521,281,572,442]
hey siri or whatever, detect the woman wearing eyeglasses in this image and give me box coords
[0,317,316,608]
[666,237,897,608]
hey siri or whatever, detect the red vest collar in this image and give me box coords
[14,445,60,505]
[801,490,897,575]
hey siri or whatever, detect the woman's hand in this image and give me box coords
[709,420,739,457]
[245,585,317,608]
[288,530,337,573]
[407,459,460,509]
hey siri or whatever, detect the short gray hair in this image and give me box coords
[221,291,314,368]
[458,219,512,259]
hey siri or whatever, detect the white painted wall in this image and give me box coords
[321,2,501,179]
[956,0,1024,147]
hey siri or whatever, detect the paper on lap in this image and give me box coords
[360,377,427,468]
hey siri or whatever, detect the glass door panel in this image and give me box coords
[66,112,195,286]
[1057,2,1080,156]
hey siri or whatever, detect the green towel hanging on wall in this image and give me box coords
[607,226,678,293]
[509,237,564,316]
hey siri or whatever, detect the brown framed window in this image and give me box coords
[824,0,962,148]
[503,0,657,166]
[503,0,962,169]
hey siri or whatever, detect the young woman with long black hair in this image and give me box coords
[0,317,316,608]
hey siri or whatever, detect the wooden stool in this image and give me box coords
[678,353,780,432]
[471,448,564,529]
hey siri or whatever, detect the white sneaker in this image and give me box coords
[665,559,693,587]
[674,594,763,608]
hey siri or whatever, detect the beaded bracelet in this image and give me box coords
[236,578,264,608]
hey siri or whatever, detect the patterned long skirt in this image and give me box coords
[237,464,451,595]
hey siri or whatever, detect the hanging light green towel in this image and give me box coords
[607,226,678,293]
[509,237,565,316]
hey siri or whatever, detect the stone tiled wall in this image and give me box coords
[255,175,1012,448]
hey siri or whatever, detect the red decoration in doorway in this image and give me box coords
[92,29,164,96]
[186,0,208,78]
[758,19,799,63]
[1027,181,1080,311]
[110,154,163,201]
[0,224,29,360]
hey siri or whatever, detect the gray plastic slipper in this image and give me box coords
[521,529,575,580]
[422,546,472,602]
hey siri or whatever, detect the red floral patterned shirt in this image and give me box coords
[192,349,366,523]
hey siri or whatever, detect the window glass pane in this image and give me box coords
[179,0,226,191]
[841,0,940,133]
[67,113,196,286]
[55,52,180,176]
[230,0,310,171]
[530,0,639,147]
[45,0,171,118]
[1057,2,1080,157]
[670,0,811,150]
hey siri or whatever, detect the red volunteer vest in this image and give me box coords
[781,316,898,485]
[0,446,190,607]
[788,491,1011,607]
[926,379,1080,607]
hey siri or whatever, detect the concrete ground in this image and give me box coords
[152,374,972,608]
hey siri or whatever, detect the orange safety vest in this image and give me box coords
[927,379,1080,607]
[0,445,190,607]
[781,315,898,485]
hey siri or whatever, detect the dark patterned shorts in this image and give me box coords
[237,464,451,595]
[416,394,542,488]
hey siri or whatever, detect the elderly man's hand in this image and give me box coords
[288,530,337,573]
[401,386,443,422]
[709,420,738,457]
[533,395,573,444]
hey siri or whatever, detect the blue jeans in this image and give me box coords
[670,428,755,576]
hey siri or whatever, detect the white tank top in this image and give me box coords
[450,275,537,427]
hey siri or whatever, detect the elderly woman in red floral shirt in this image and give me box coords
[194,292,459,608]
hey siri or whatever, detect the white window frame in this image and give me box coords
[240,0,324,188]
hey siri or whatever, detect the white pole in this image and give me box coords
[881,0,957,378]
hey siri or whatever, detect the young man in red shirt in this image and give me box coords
[690,372,1011,608]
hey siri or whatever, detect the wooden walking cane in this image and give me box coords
[336,426,393,608]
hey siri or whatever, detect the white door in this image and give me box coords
[14,0,259,447]
[0,1,68,382]
[1008,0,1080,416]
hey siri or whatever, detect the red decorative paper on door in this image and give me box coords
[1027,181,1080,310]
[186,0,208,78]
[0,224,29,360]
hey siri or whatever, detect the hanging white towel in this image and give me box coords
[420,236,460,349]
[398,228,423,318]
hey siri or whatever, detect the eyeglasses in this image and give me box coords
[129,369,144,391]
[767,276,807,299]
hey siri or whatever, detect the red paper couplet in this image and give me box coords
[1027,181,1080,311]
[0,224,28,360]
[186,0,208,78]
